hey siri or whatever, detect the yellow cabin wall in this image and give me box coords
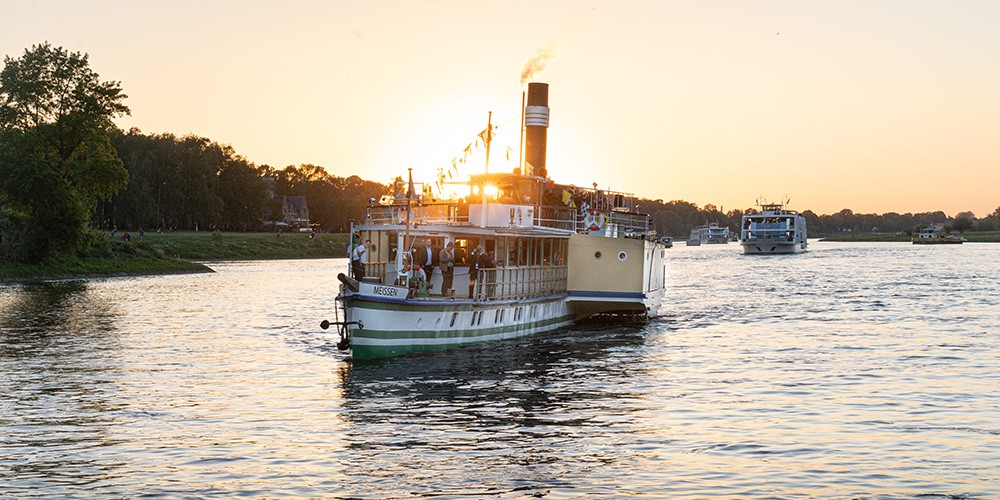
[567,233,645,293]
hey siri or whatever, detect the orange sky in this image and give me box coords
[5,1,999,217]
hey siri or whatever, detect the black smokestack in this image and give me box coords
[524,82,549,178]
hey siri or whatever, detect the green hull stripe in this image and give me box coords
[350,318,572,360]
[352,341,494,360]
[352,314,574,341]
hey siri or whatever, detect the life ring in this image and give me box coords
[394,206,407,224]
[583,209,607,231]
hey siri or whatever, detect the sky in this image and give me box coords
[4,0,999,217]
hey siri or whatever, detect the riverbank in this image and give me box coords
[0,231,350,283]
[820,231,1000,242]
[140,231,350,260]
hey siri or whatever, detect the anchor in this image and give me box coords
[319,319,364,351]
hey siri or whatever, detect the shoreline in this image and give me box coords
[0,231,350,285]
[819,231,1000,243]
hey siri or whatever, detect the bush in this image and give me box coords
[0,207,27,261]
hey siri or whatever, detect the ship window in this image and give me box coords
[595,251,602,259]
[470,311,477,326]
[618,251,627,261]
[495,309,501,323]
[478,311,484,325]
[450,312,458,327]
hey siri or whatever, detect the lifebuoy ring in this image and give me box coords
[583,209,607,231]
[394,207,407,224]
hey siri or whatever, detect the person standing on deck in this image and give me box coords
[479,249,497,298]
[352,239,370,280]
[420,239,437,289]
[439,242,455,297]
[467,244,482,299]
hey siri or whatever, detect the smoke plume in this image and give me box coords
[520,46,554,86]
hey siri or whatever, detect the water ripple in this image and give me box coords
[1,246,999,497]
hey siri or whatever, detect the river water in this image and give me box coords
[1,242,998,498]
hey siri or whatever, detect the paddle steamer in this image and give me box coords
[323,82,667,359]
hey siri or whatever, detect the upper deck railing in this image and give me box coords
[366,201,651,236]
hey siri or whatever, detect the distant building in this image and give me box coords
[278,195,310,229]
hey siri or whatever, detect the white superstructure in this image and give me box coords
[740,202,808,254]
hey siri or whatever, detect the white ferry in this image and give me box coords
[687,223,730,245]
[740,201,808,254]
[322,82,668,359]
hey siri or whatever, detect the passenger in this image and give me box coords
[479,250,497,298]
[439,242,455,297]
[352,239,370,280]
[467,245,482,299]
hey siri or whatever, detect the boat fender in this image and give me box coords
[337,273,360,292]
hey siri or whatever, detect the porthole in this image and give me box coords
[618,251,628,261]
[594,251,602,259]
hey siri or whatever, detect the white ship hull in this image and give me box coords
[741,239,807,254]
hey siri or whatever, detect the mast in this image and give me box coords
[405,167,414,279]
[480,113,491,228]
[484,111,492,173]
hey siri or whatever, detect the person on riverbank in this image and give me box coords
[439,241,455,297]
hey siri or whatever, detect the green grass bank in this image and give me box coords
[0,231,350,283]
[141,231,350,261]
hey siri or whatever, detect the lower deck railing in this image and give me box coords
[472,265,568,301]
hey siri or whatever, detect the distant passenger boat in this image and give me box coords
[912,227,964,244]
[705,223,730,244]
[685,230,701,246]
[686,223,729,246]
[740,201,808,254]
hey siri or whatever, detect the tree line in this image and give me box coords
[99,130,387,234]
[640,199,1000,238]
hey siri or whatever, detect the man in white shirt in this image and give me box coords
[352,239,370,280]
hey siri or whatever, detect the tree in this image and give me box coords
[0,43,129,260]
[951,216,974,233]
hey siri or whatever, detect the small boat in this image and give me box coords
[740,200,808,254]
[323,82,668,360]
[912,227,963,244]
